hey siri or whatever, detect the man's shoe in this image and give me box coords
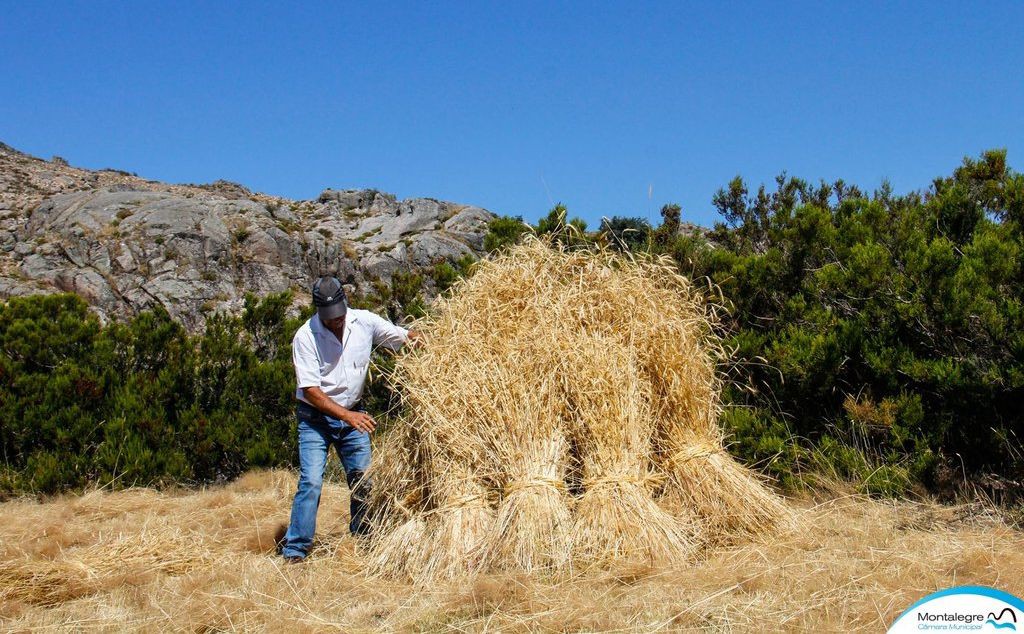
[283,555,304,564]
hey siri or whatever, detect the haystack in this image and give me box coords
[365,237,792,581]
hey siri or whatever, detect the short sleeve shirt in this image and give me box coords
[292,309,409,408]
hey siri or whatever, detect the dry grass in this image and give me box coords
[0,469,1021,632]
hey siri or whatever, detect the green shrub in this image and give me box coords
[431,255,476,292]
[652,149,1024,498]
[0,292,325,494]
[600,216,651,252]
[483,216,530,252]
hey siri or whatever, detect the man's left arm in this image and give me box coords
[370,313,421,351]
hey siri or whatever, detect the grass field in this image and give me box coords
[1,469,1021,632]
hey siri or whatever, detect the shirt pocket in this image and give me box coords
[342,340,371,377]
[346,358,370,399]
[350,357,370,373]
[344,341,371,367]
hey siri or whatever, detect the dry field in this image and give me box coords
[1,469,1021,632]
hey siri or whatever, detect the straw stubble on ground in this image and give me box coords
[0,469,1022,632]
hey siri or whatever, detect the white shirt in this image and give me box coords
[292,309,409,408]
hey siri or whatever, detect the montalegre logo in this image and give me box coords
[888,586,1022,632]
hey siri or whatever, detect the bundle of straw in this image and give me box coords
[364,421,428,577]
[364,237,791,580]
[561,335,700,566]
[475,360,573,572]
[366,401,494,580]
[657,424,794,540]
[640,328,794,538]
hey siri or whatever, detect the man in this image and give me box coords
[280,276,420,563]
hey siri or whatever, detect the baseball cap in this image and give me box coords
[312,276,348,321]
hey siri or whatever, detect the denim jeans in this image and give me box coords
[281,401,372,559]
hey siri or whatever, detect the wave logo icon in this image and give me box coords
[888,586,1024,633]
[987,608,1017,630]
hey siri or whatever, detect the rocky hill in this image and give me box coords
[0,142,496,327]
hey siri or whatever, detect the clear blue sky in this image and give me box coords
[3,2,1022,228]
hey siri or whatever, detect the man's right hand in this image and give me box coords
[342,410,376,433]
[301,386,377,433]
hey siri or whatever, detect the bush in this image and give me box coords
[600,216,651,252]
[484,216,531,252]
[431,255,476,292]
[0,292,367,494]
[648,149,1024,498]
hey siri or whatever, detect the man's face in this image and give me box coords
[322,313,346,331]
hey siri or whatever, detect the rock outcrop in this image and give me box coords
[0,143,495,327]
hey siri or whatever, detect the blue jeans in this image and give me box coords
[281,402,372,559]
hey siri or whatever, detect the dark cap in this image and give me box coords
[312,276,347,321]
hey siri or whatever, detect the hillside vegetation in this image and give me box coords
[0,150,1021,511]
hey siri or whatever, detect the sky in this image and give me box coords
[2,1,1023,228]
